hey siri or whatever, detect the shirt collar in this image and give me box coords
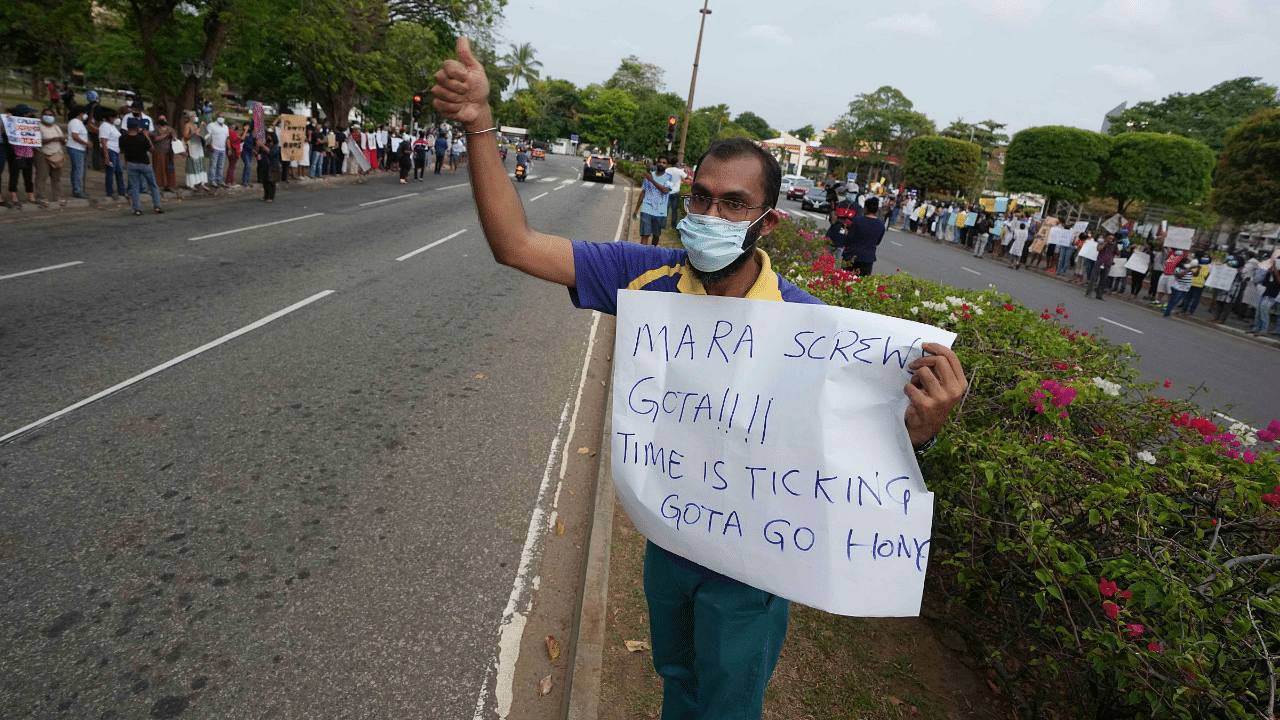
[676,248,785,302]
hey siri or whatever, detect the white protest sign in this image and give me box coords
[1048,227,1075,247]
[1078,239,1099,261]
[1,115,43,147]
[1102,214,1124,233]
[1124,251,1151,275]
[1164,226,1195,250]
[1072,221,1090,234]
[612,290,956,617]
[1205,264,1236,291]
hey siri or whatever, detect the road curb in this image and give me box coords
[891,225,1280,351]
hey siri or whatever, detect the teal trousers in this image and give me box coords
[644,541,790,720]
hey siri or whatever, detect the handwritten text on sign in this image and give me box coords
[612,291,956,616]
[2,116,43,148]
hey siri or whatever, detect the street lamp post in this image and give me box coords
[676,0,711,166]
[180,58,214,118]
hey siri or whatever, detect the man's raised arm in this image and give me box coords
[431,37,576,287]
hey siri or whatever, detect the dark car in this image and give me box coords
[786,177,815,200]
[583,155,615,183]
[801,187,831,213]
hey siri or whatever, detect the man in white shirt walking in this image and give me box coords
[206,112,230,188]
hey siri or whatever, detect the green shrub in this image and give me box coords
[762,218,1280,720]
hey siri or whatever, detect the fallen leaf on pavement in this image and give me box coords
[546,636,561,660]
[577,447,592,455]
[555,520,564,536]
[624,640,651,653]
[537,674,553,695]
[475,374,484,379]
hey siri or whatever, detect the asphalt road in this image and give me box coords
[0,155,626,719]
[784,202,1278,429]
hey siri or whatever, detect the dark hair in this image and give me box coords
[863,197,879,214]
[657,154,669,163]
[694,137,782,208]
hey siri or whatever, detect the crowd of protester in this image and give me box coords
[0,89,470,212]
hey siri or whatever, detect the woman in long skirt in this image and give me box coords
[183,112,209,190]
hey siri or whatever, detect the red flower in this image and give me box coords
[1103,601,1120,619]
[1147,642,1162,652]
[1055,307,1064,315]
[1126,623,1144,637]
[962,312,971,320]
[1120,590,1132,600]
[1163,380,1171,388]
[1062,312,1069,319]
[1003,303,1015,311]
[1098,577,1118,597]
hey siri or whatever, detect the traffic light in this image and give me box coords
[666,115,677,143]
[412,92,424,119]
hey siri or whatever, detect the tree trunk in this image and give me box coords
[131,0,234,121]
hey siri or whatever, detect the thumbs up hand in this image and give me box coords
[432,37,491,127]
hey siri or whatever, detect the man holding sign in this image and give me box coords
[432,38,968,719]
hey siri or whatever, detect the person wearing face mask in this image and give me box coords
[431,41,970,720]
[632,155,679,246]
[3,104,40,207]
[206,113,230,188]
[1164,255,1195,317]
[66,105,91,199]
[150,115,176,192]
[183,111,209,191]
[842,197,886,276]
[34,107,68,206]
[119,117,164,215]
[97,107,125,200]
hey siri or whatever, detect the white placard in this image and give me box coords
[1072,221,1089,234]
[1078,239,1099,261]
[1164,226,1195,250]
[1102,214,1124,233]
[1205,264,1237,291]
[1,115,43,147]
[612,291,956,617]
[1048,227,1075,247]
[1124,251,1151,275]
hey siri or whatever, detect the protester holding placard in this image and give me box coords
[431,38,969,720]
[1125,245,1151,297]
[1178,258,1212,315]
[4,104,40,207]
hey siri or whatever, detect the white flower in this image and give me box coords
[910,307,919,315]
[946,295,965,307]
[1229,421,1258,446]
[974,307,984,315]
[948,312,958,322]
[1091,377,1121,396]
[1136,450,1157,465]
[914,289,921,296]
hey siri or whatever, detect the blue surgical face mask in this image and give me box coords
[677,212,767,272]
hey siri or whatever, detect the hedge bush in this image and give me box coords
[760,218,1280,720]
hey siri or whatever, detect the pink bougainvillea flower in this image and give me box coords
[1262,493,1280,508]
[1103,601,1120,619]
[1055,307,1064,315]
[1120,590,1132,600]
[1098,577,1117,597]
[1126,623,1144,637]
[1148,642,1162,652]
[1241,451,1258,464]
[1063,312,1069,318]
[1163,380,1171,388]
[1043,433,1055,441]
[1003,303,1015,311]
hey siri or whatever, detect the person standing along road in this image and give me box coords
[183,112,209,191]
[308,122,325,178]
[83,90,104,171]
[376,124,388,170]
[1008,220,1030,270]
[842,197,886,275]
[412,131,429,181]
[632,155,679,246]
[1246,265,1280,336]
[1178,257,1211,315]
[3,104,39,208]
[119,117,164,215]
[224,123,241,186]
[256,130,282,203]
[150,115,176,192]
[1164,256,1195,317]
[206,112,229,187]
[1087,234,1116,300]
[239,122,256,186]
[450,134,464,172]
[397,136,412,184]
[666,161,689,223]
[34,108,67,206]
[66,106,90,199]
[429,38,969,720]
[434,130,449,174]
[98,108,124,200]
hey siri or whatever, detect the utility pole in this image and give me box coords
[676,0,711,166]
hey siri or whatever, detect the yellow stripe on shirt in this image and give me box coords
[675,249,785,302]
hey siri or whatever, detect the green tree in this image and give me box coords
[500,42,541,94]
[902,136,982,194]
[789,124,815,142]
[0,0,94,99]
[604,55,664,100]
[1209,108,1280,224]
[733,111,777,140]
[1096,132,1214,215]
[580,87,637,149]
[828,86,934,182]
[1107,77,1279,153]
[694,103,730,138]
[622,92,683,158]
[1004,126,1110,206]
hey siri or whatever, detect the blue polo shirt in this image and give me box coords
[569,239,822,581]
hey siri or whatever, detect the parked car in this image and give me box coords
[786,178,815,201]
[779,174,803,194]
[800,187,831,213]
[583,155,615,183]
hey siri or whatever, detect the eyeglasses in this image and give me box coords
[681,194,769,222]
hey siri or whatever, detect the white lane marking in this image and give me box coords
[890,241,904,247]
[358,193,418,207]
[961,266,982,275]
[538,176,554,183]
[396,229,467,262]
[1097,316,1145,335]
[188,213,325,241]
[581,181,593,187]
[553,184,566,191]
[612,187,631,242]
[529,192,549,202]
[560,178,576,184]
[437,182,469,190]
[507,173,516,178]
[526,175,539,180]
[476,311,602,720]
[0,290,335,445]
[0,261,84,282]
[602,184,615,191]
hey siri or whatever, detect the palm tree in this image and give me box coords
[502,43,543,95]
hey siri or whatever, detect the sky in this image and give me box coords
[495,0,1280,138]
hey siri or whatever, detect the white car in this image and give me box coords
[779,174,804,195]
